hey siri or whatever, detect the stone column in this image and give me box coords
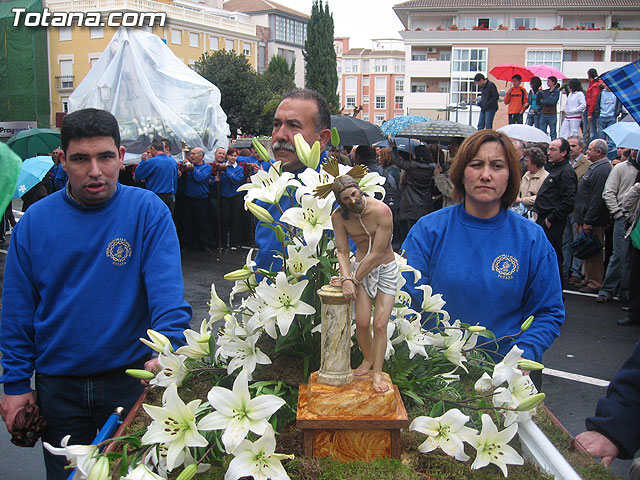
[317,285,353,386]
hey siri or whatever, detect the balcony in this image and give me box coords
[562,61,631,79]
[406,59,450,77]
[405,92,449,110]
[55,75,74,91]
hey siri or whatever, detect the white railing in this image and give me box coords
[405,92,449,110]
[562,61,630,79]
[406,60,450,77]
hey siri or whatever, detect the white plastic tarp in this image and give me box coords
[69,27,229,164]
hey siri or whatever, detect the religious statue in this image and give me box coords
[315,160,398,393]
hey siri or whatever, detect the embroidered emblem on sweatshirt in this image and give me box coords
[492,254,519,279]
[106,238,132,266]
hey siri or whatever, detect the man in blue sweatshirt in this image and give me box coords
[183,147,213,251]
[133,139,178,214]
[0,108,192,479]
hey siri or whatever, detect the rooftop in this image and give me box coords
[223,0,309,19]
[394,0,640,6]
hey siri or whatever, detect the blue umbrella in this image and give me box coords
[603,122,640,150]
[380,115,431,136]
[13,156,55,198]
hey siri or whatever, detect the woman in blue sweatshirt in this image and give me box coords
[402,130,564,365]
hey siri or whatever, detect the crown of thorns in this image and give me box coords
[312,157,368,199]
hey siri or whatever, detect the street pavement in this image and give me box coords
[0,222,638,479]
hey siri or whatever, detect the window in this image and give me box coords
[514,18,536,29]
[90,27,103,39]
[451,78,480,104]
[411,83,426,93]
[614,51,632,62]
[439,82,450,93]
[59,59,73,88]
[225,39,234,51]
[344,59,359,73]
[478,18,489,29]
[458,18,475,30]
[275,15,306,46]
[395,77,404,92]
[345,76,357,94]
[363,76,370,86]
[394,59,405,73]
[243,43,251,56]
[526,50,562,70]
[394,96,403,109]
[452,48,487,73]
[189,32,199,47]
[89,57,99,69]
[362,114,369,121]
[373,59,388,73]
[59,27,71,41]
[346,96,356,109]
[580,22,595,29]
[258,43,266,72]
[375,76,387,95]
[440,52,451,61]
[412,53,426,61]
[171,28,182,45]
[563,51,573,62]
[363,95,369,104]
[210,36,219,50]
[375,96,386,109]
[61,97,70,113]
[278,48,295,66]
[337,60,342,74]
[363,60,370,73]
[374,114,386,125]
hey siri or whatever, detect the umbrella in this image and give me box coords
[6,128,61,160]
[497,124,551,143]
[489,64,534,82]
[13,156,55,198]
[603,122,640,149]
[0,143,23,214]
[380,115,431,136]
[622,114,635,122]
[330,115,386,146]
[527,64,567,80]
[395,120,477,142]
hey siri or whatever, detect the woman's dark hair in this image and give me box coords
[378,148,393,168]
[449,130,522,209]
[524,147,546,169]
[548,76,558,85]
[226,147,238,156]
[530,76,542,92]
[569,78,584,93]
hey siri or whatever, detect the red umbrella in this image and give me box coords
[489,64,534,82]
[527,64,567,79]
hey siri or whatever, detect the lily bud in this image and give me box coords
[246,202,274,223]
[274,225,286,243]
[518,359,545,371]
[197,334,212,344]
[88,456,109,480]
[252,138,270,163]
[307,140,321,170]
[467,325,486,333]
[140,329,173,353]
[175,464,198,480]
[521,315,534,332]
[294,133,311,166]
[516,392,546,411]
[224,268,253,281]
[331,127,340,147]
[125,369,156,380]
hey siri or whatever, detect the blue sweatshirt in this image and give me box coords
[53,166,68,191]
[134,153,178,194]
[401,203,564,362]
[0,185,192,394]
[183,163,212,198]
[220,163,246,198]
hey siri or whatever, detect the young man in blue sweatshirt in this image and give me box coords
[133,139,178,214]
[0,109,192,479]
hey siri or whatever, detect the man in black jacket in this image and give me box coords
[474,73,499,130]
[574,139,613,293]
[533,138,578,284]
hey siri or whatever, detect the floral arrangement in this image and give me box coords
[448,24,459,30]
[553,25,568,30]
[43,134,547,480]
[497,24,509,30]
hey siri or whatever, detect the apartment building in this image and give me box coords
[335,38,406,125]
[392,0,640,127]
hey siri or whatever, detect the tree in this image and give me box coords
[303,0,339,112]
[262,55,297,119]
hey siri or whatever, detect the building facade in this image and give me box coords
[389,0,640,128]
[335,38,406,125]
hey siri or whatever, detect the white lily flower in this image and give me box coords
[88,456,109,480]
[215,315,247,361]
[395,252,422,285]
[279,195,333,250]
[225,424,293,480]
[474,372,494,392]
[391,318,430,359]
[121,464,165,480]
[468,414,524,477]
[416,285,446,314]
[198,370,286,454]
[230,275,259,304]
[209,283,231,323]
[410,409,476,461]
[358,171,386,199]
[141,384,208,472]
[493,371,539,426]
[384,321,396,360]
[236,162,294,204]
[43,435,99,478]
[177,319,212,359]
[441,327,468,373]
[151,343,189,387]
[223,331,271,380]
[285,241,319,278]
[294,168,335,202]
[242,295,270,336]
[492,345,524,387]
[140,329,173,353]
[255,272,315,336]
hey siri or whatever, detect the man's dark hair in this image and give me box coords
[587,68,598,80]
[61,108,120,152]
[548,76,558,85]
[159,138,171,152]
[474,73,485,82]
[281,88,331,131]
[150,140,165,152]
[568,135,584,148]
[558,138,571,161]
[512,74,522,81]
[414,144,432,164]
[354,145,375,164]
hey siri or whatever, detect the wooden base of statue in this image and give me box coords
[296,371,409,462]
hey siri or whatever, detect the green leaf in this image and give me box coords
[403,390,424,406]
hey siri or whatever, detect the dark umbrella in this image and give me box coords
[395,120,477,142]
[330,115,386,146]
[6,128,61,160]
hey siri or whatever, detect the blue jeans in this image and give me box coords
[526,111,541,129]
[539,114,557,140]
[37,368,145,480]
[477,109,496,130]
[598,116,617,156]
[599,216,632,300]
